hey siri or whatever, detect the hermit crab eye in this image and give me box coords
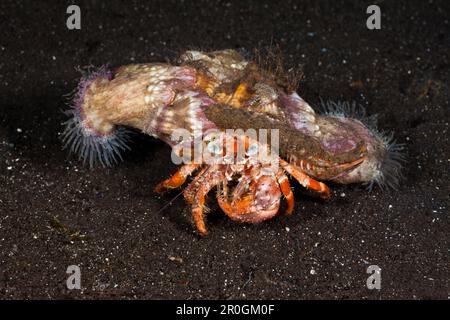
[246,143,259,156]
[207,140,222,155]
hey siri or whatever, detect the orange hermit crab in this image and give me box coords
[62,49,404,235]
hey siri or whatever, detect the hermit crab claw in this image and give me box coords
[217,173,283,223]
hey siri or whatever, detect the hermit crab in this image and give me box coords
[62,49,404,235]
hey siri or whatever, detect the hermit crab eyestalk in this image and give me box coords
[61,65,131,167]
[317,100,406,190]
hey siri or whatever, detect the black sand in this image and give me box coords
[0,0,448,299]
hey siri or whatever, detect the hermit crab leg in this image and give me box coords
[217,176,257,220]
[280,159,331,199]
[190,166,225,235]
[276,170,294,215]
[183,166,209,205]
[154,163,200,193]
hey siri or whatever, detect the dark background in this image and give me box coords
[0,0,448,299]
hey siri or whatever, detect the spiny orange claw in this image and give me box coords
[154,163,200,194]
